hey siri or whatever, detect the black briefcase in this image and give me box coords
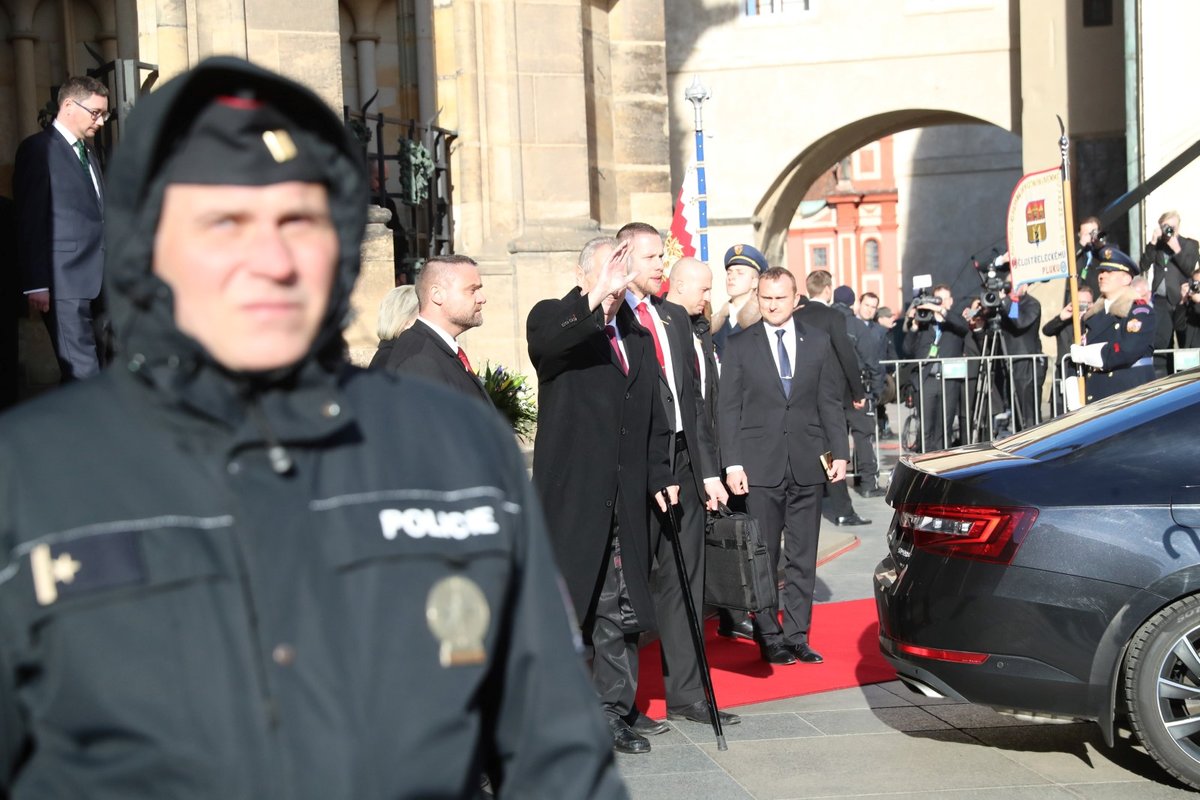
[704,505,777,614]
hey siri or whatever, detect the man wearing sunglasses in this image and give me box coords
[13,75,110,382]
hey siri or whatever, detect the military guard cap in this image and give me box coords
[723,244,769,274]
[1094,246,1140,276]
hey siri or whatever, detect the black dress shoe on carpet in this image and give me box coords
[608,717,650,754]
[716,617,756,641]
[759,641,797,665]
[831,513,871,526]
[625,712,670,736]
[787,642,824,663]
[668,700,742,725]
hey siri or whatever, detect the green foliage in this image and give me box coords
[480,363,537,440]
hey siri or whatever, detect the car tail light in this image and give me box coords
[896,504,1038,565]
[897,642,990,665]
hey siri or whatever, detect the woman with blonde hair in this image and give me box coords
[368,285,418,368]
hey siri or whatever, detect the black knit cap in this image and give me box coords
[159,93,327,186]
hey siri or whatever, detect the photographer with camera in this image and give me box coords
[1068,216,1105,303]
[1139,211,1200,375]
[903,284,969,451]
[1173,266,1200,349]
[1044,284,1094,383]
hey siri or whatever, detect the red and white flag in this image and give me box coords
[664,166,700,275]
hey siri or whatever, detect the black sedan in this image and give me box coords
[875,369,1200,789]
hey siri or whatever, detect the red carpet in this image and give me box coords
[635,598,895,718]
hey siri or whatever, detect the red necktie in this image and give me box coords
[457,346,473,374]
[634,302,666,370]
[605,325,628,374]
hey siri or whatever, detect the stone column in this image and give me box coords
[351,33,380,112]
[10,32,40,140]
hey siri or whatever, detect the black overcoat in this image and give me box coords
[527,289,673,630]
[368,319,492,405]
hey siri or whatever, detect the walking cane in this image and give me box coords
[660,488,728,751]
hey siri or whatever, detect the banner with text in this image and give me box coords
[1006,166,1071,287]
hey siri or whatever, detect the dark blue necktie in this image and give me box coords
[776,329,792,396]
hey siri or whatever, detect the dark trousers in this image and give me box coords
[1153,302,1175,378]
[848,405,877,486]
[44,297,103,382]
[921,372,961,451]
[650,439,705,712]
[587,517,640,720]
[746,470,823,646]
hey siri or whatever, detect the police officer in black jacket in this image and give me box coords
[0,58,625,799]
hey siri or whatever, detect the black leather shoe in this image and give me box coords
[668,700,742,726]
[625,712,670,736]
[831,513,871,526]
[716,617,756,641]
[856,486,887,499]
[788,642,824,663]
[759,641,797,665]
[608,717,650,754]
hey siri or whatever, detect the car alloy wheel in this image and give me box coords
[1125,594,1200,790]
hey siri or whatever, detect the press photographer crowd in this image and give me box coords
[888,210,1200,453]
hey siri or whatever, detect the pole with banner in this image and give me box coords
[685,77,710,263]
[1005,117,1083,408]
[1056,116,1086,407]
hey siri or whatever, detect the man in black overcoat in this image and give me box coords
[720,267,848,666]
[527,236,677,755]
[616,224,737,729]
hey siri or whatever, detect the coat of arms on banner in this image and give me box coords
[1026,199,1047,244]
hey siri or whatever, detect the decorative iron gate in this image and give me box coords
[345,110,457,285]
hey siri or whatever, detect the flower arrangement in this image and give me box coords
[480,363,537,440]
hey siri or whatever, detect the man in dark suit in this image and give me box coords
[369,254,490,404]
[720,267,849,666]
[13,75,110,382]
[527,236,678,755]
[616,225,737,729]
[667,257,755,643]
[796,271,870,526]
[997,284,1044,431]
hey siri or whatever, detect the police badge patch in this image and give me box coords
[1127,318,1142,333]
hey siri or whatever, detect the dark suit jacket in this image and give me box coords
[692,316,720,444]
[527,289,673,630]
[369,319,491,404]
[794,300,866,404]
[639,296,719,496]
[718,319,848,488]
[998,293,1043,355]
[13,125,105,300]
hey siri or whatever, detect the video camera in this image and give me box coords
[975,255,1012,322]
[1162,224,1177,243]
[910,292,942,324]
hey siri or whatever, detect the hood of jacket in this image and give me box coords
[102,57,367,434]
[1082,287,1141,321]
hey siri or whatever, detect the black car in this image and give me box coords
[875,369,1200,789]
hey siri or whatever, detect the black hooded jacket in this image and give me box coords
[0,58,624,800]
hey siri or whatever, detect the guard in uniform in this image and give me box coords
[1071,247,1157,403]
[0,58,625,799]
[711,243,768,357]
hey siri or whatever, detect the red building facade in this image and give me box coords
[787,137,901,310]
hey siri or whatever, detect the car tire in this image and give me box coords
[1125,594,1200,790]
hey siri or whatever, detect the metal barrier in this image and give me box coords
[867,347,1200,472]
